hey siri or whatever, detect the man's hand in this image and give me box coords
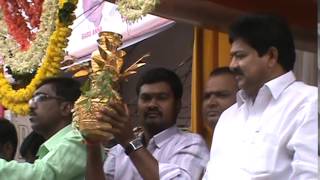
[96,102,135,148]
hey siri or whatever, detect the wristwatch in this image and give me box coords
[124,137,143,155]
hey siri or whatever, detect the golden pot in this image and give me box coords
[73,97,121,141]
[72,31,147,142]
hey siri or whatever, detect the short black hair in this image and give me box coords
[229,14,295,72]
[0,119,18,155]
[210,67,235,77]
[38,77,81,102]
[20,131,45,159]
[136,68,183,99]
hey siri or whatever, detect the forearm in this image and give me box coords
[0,159,41,179]
[0,139,87,180]
[86,144,106,180]
[128,147,159,180]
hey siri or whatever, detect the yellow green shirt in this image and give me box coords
[0,125,86,180]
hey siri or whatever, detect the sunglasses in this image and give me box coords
[29,93,65,105]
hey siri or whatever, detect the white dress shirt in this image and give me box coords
[203,71,318,180]
[104,126,209,180]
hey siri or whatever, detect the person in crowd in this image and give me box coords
[201,67,238,145]
[0,77,86,180]
[202,67,238,133]
[203,14,317,179]
[86,68,209,180]
[0,119,18,161]
[19,131,45,163]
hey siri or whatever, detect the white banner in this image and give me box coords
[67,0,174,58]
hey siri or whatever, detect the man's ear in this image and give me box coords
[60,102,74,116]
[266,47,279,68]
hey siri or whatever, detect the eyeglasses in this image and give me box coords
[29,93,65,105]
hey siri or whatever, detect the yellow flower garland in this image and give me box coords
[0,0,59,75]
[0,0,78,115]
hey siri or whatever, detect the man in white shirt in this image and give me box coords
[203,14,317,180]
[86,68,209,180]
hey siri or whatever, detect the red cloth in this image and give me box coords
[0,105,4,118]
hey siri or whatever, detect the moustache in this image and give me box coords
[230,67,243,75]
[144,109,162,116]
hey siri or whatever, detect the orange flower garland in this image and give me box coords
[0,0,78,115]
[16,0,44,28]
[0,0,37,50]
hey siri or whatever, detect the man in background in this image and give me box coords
[19,131,45,163]
[0,119,18,161]
[202,67,238,139]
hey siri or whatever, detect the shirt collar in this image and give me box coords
[37,125,73,157]
[236,90,248,107]
[148,125,179,149]
[236,71,296,106]
[265,71,296,99]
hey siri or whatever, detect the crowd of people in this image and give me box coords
[0,14,317,180]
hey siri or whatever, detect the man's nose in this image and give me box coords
[207,95,218,106]
[229,58,238,71]
[148,98,159,107]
